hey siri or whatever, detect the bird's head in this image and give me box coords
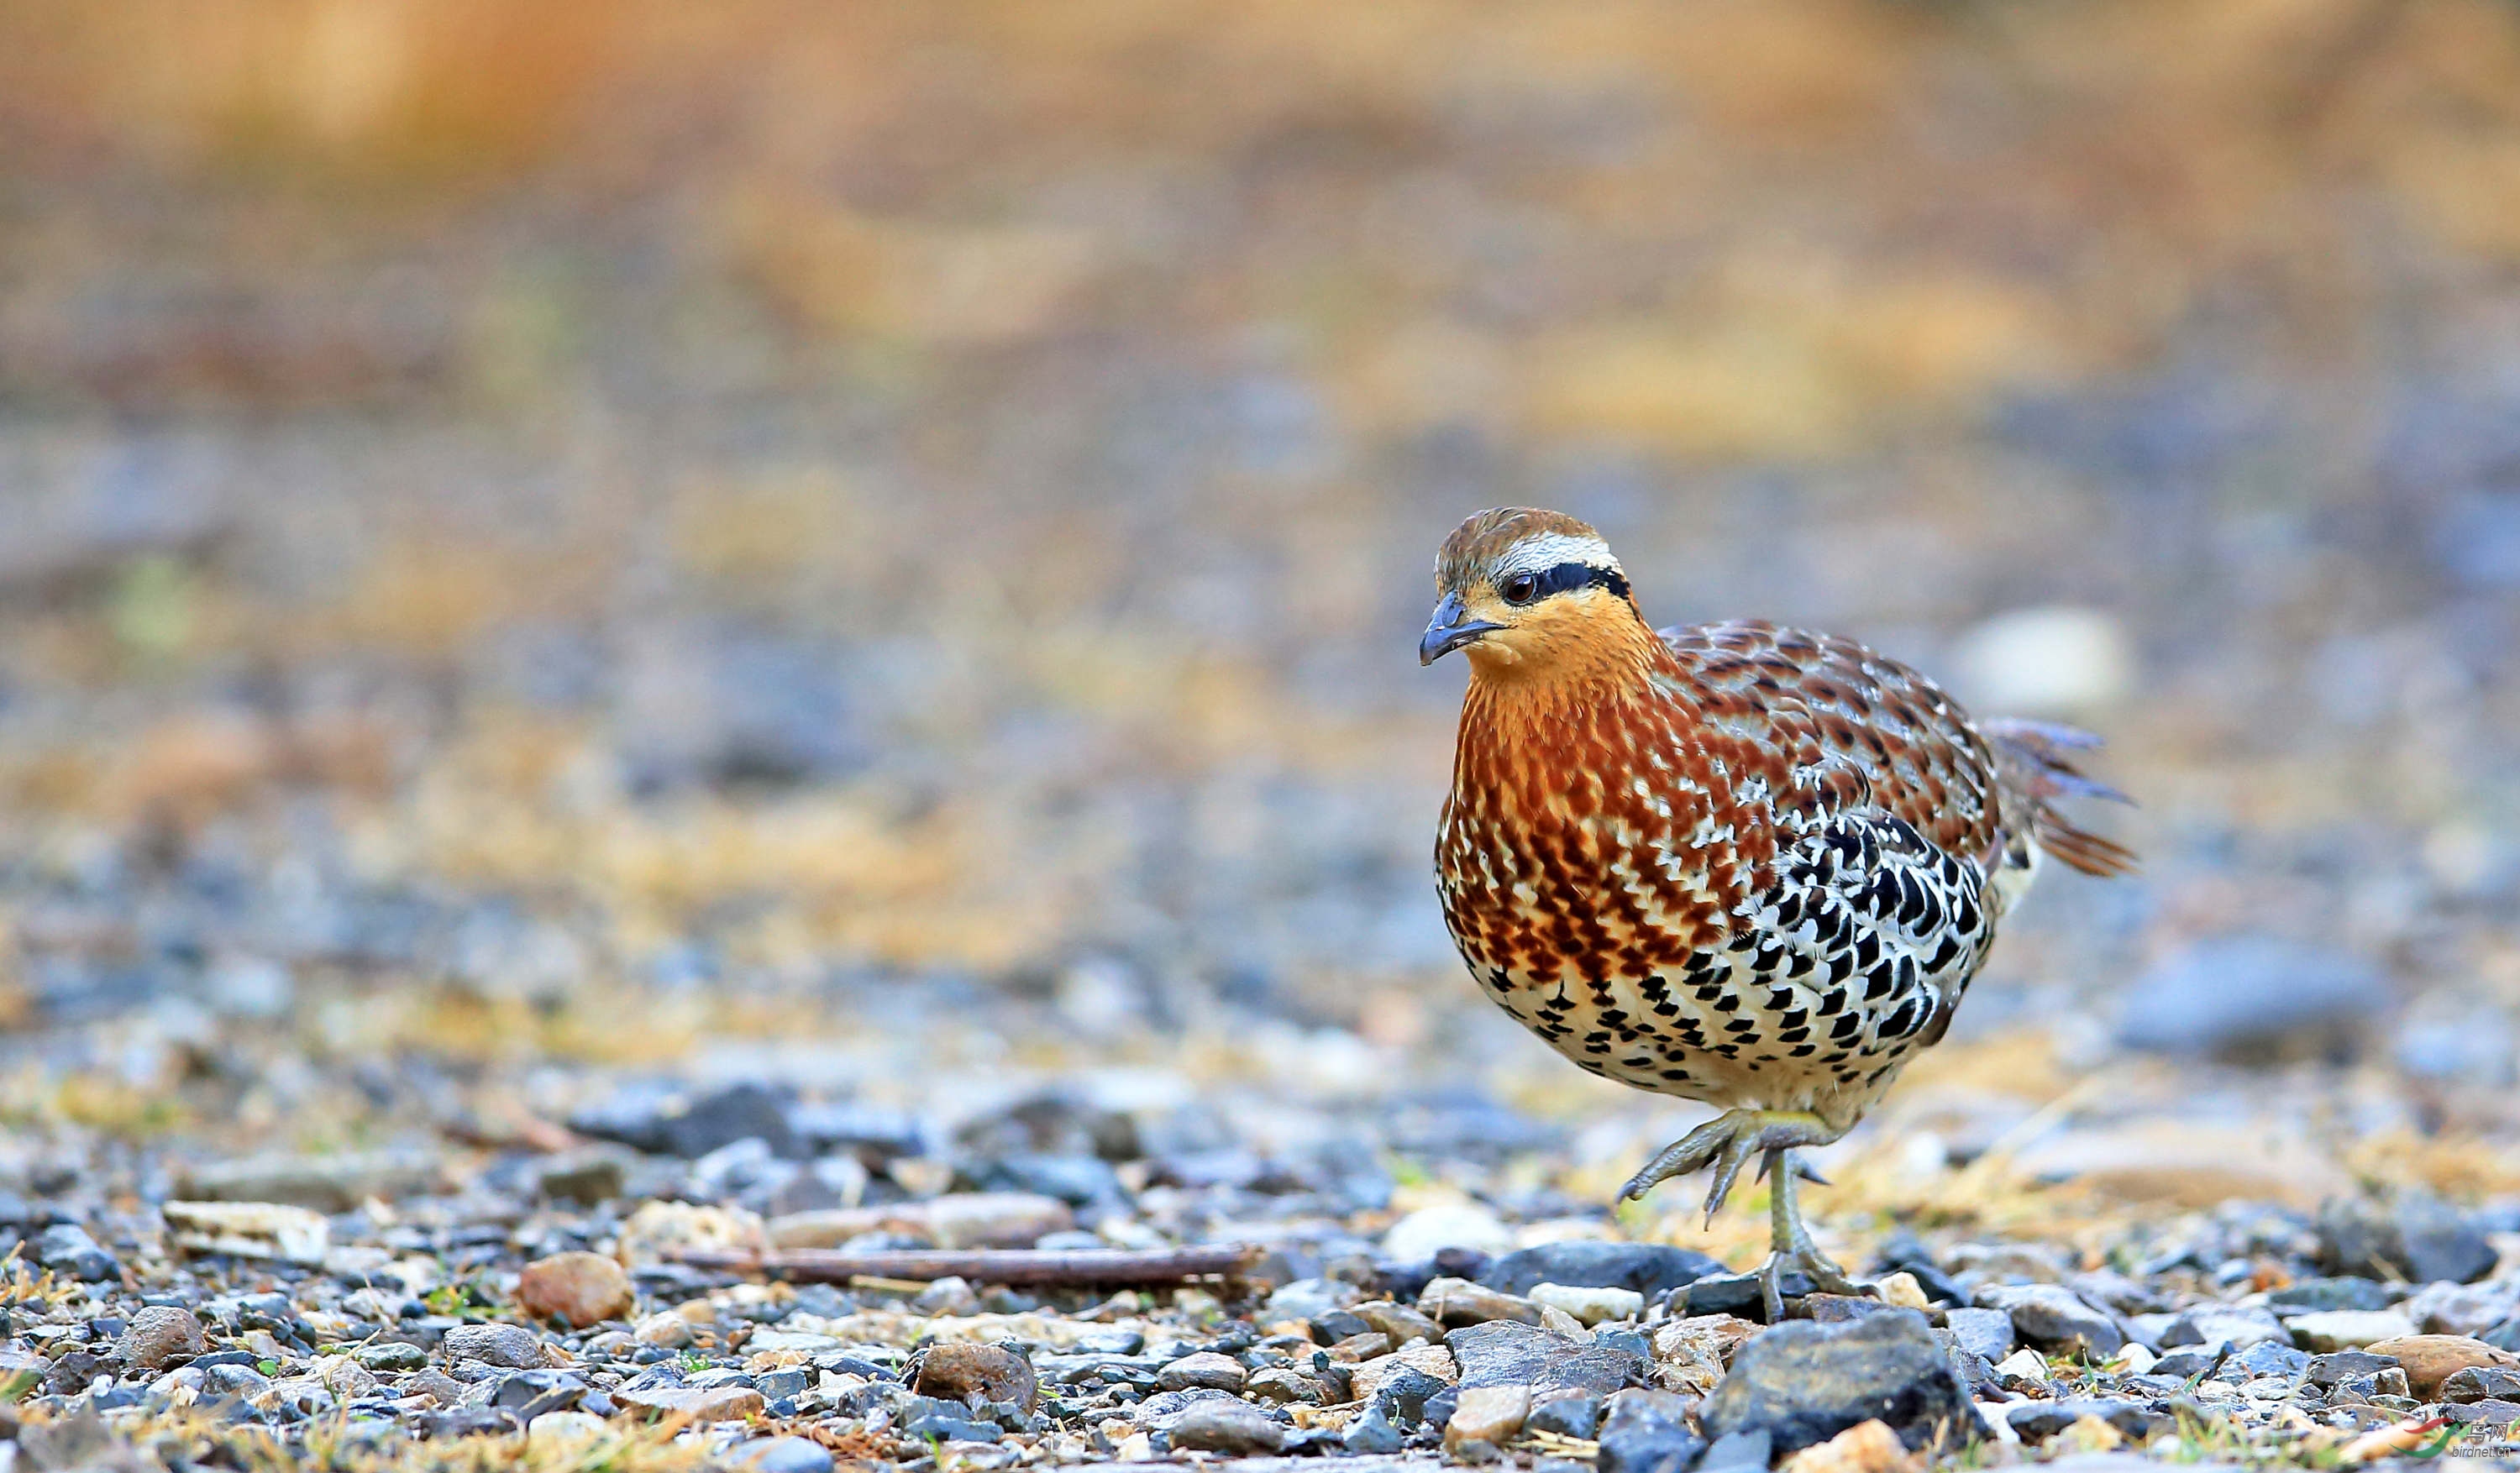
[1420,507,1651,681]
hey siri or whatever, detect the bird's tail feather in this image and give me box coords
[1979,717,2138,878]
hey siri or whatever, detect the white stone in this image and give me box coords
[528,1412,609,1450]
[1993,1347,2050,1383]
[2283,1309,2420,1352]
[1446,1384,1533,1449]
[162,1201,328,1264]
[1382,1203,1513,1263]
[1529,1282,1643,1326]
[1952,605,2134,715]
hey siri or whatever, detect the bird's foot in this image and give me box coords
[1616,1109,1842,1225]
[1753,1240,1870,1324]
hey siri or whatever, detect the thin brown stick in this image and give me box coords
[670,1244,1262,1287]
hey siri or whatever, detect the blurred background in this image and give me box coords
[3,0,2520,1248]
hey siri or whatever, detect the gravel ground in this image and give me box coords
[8,3,2520,1470]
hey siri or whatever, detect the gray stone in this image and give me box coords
[2163,1304,2286,1354]
[1164,1399,1287,1455]
[1596,1388,1703,1473]
[728,1436,837,1473]
[1525,1394,1600,1439]
[1699,1310,1971,1455]
[117,1308,205,1371]
[33,1224,119,1282]
[354,1342,428,1373]
[1943,1307,2016,1363]
[2305,1350,2399,1387]
[2113,936,2386,1059]
[1698,1429,1772,1473]
[2006,1400,2169,1441]
[2442,1366,2520,1404]
[2286,1310,2418,1352]
[2319,1193,2497,1286]
[1155,1351,1246,1392]
[2268,1277,2395,1315]
[1478,1243,1722,1301]
[441,1324,545,1371]
[1265,1278,1361,1322]
[1446,1319,1643,1397]
[1977,1284,2124,1355]
[915,1343,1038,1409]
[1343,1403,1406,1453]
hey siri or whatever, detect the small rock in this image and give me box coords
[2218,1339,2309,1380]
[1163,1399,1285,1455]
[1992,1348,2051,1388]
[2268,1277,2396,1315]
[1650,1314,1758,1397]
[1343,1403,1405,1452]
[613,1382,769,1420]
[176,1150,438,1213]
[633,1310,697,1348]
[1446,1383,1532,1451]
[1154,1351,1245,1392]
[2286,1309,2418,1352]
[1448,1318,1644,1397]
[1478,1242,1721,1300]
[1699,1311,1971,1457]
[1247,1367,1322,1402]
[531,1151,630,1206]
[1700,1428,1774,1473]
[1876,1273,1929,1311]
[2395,1195,2499,1285]
[616,1199,766,1266]
[442,1324,546,1371]
[728,1436,838,1473]
[2005,1401,2165,1442]
[1422,1276,1546,1328]
[1351,1345,1459,1406]
[1526,1394,1600,1439]
[354,1342,428,1373]
[1350,1299,1443,1345]
[2366,1335,2520,1397]
[1942,1308,2014,1363]
[2113,936,2386,1060]
[117,1307,205,1371]
[1383,1203,1514,1263]
[915,1343,1038,1410]
[164,1193,330,1264]
[1266,1278,1362,1322]
[527,1410,609,1449]
[2441,1366,2520,1403]
[2304,1350,2399,1387]
[2402,1279,2520,1336]
[1685,1269,1812,1322]
[1805,1295,1903,1324]
[1978,1284,2124,1355]
[1779,1418,1920,1473]
[1596,1387,1704,1473]
[517,1252,633,1329]
[32,1224,119,1282]
[2162,1304,2286,1354]
[1530,1283,1645,1326]
[921,1193,1076,1250]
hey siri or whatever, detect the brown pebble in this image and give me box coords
[117,1308,206,1371]
[2365,1335,2520,1398]
[517,1251,634,1329]
[913,1342,1038,1410]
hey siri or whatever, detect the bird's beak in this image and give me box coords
[1420,592,1504,666]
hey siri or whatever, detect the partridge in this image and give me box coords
[1421,508,2131,1315]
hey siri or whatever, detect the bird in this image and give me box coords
[1420,507,2131,1318]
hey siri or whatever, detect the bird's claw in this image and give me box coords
[1617,1109,1840,1217]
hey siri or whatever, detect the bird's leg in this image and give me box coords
[1757,1145,1868,1322]
[1620,1109,1869,1320]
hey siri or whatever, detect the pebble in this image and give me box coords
[161,1200,330,1263]
[32,1224,119,1282]
[2113,936,2387,1059]
[115,1307,204,1371]
[1265,1278,1361,1322]
[1942,1306,2015,1362]
[1154,1351,1245,1392]
[1650,1314,1757,1397]
[1977,1284,2124,1355]
[1162,1397,1286,1454]
[1349,1298,1442,1345]
[2267,1276,2396,1314]
[2164,1303,2287,1353]
[727,1435,839,1473]
[441,1324,547,1371]
[2365,1334,2520,1397]
[515,1251,633,1329]
[1447,1318,1644,1397]
[1525,1393,1601,1439]
[1526,1282,1643,1325]
[1699,1311,1968,1457]
[612,1382,768,1420]
[1478,1241,1721,1300]
[1420,1276,1545,1328]
[2286,1308,2418,1351]
[526,1410,609,1449]
[1444,1382,1532,1451]
[1778,1418,1920,1473]
[915,1342,1039,1408]
[2442,1366,2520,1403]
[1596,1387,1704,1473]
[1383,1203,1514,1263]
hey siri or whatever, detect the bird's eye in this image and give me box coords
[1500,572,1541,605]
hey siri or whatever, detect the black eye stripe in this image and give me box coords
[1510,561,1630,603]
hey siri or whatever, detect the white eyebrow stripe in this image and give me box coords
[1504,532,1618,574]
